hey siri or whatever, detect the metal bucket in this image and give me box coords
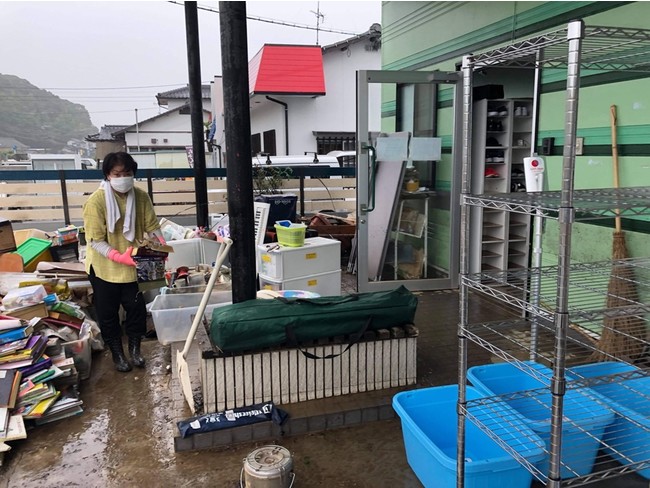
[241,445,294,488]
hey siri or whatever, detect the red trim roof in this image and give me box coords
[249,45,325,96]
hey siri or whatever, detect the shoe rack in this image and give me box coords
[469,97,533,272]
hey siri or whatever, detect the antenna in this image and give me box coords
[309,2,325,45]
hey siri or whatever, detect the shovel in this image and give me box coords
[176,237,233,413]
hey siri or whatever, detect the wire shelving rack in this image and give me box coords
[458,20,650,487]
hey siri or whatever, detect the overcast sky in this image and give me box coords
[1,1,381,129]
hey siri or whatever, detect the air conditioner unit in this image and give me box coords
[151,138,158,144]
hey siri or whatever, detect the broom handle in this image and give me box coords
[610,104,622,233]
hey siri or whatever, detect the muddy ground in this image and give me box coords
[1,338,422,488]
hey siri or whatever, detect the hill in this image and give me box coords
[0,74,97,151]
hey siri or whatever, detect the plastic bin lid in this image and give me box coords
[15,237,52,264]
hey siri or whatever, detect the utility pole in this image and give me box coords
[135,108,140,152]
[184,1,209,229]
[219,1,256,303]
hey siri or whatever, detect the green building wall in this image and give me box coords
[381,1,650,271]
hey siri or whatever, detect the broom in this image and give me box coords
[591,105,646,361]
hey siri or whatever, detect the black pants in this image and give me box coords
[89,266,146,341]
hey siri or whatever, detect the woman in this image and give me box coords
[83,152,165,372]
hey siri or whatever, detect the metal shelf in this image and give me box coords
[463,257,650,320]
[463,317,650,381]
[470,25,650,72]
[464,385,650,487]
[459,20,650,488]
[463,187,650,220]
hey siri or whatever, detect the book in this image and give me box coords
[0,334,47,366]
[0,317,25,331]
[0,408,8,435]
[0,414,27,442]
[2,303,48,321]
[47,311,84,326]
[41,317,82,331]
[0,325,34,346]
[17,382,56,406]
[0,370,22,409]
[0,337,30,358]
[17,356,51,377]
[23,391,60,419]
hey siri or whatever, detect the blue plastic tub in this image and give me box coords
[468,361,615,479]
[568,361,650,479]
[393,385,545,488]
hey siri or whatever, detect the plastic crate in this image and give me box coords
[259,269,341,296]
[15,237,52,272]
[274,221,306,247]
[568,361,650,479]
[149,291,232,345]
[257,237,340,280]
[393,385,545,488]
[468,361,615,478]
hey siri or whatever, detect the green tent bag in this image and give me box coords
[210,285,418,353]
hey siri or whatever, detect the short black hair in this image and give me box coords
[102,152,138,179]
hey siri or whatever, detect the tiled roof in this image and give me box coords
[322,23,381,53]
[249,45,325,96]
[85,125,129,142]
[156,85,211,105]
[111,103,210,133]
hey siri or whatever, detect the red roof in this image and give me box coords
[249,45,325,96]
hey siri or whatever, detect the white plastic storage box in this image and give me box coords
[259,269,341,296]
[257,237,340,280]
[63,321,92,381]
[166,238,202,270]
[149,291,232,345]
[568,361,650,479]
[393,385,545,488]
[468,361,615,479]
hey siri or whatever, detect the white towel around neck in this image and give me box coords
[100,180,136,242]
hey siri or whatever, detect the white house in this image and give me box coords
[87,85,212,163]
[211,24,382,162]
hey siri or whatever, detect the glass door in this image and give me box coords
[356,70,462,292]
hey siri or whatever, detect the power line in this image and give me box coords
[168,1,358,36]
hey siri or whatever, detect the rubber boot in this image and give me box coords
[128,336,145,368]
[106,337,132,372]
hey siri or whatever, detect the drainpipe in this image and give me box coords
[265,96,289,154]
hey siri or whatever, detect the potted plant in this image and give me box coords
[252,163,298,224]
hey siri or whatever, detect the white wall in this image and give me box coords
[220,38,381,157]
[124,109,210,149]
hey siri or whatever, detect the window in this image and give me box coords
[263,130,276,156]
[251,133,261,155]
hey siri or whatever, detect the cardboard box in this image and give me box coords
[0,219,16,253]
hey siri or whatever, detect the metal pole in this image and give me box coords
[548,20,584,487]
[219,1,256,303]
[457,55,473,488]
[184,1,209,229]
[135,109,140,152]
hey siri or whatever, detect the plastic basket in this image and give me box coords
[274,221,306,247]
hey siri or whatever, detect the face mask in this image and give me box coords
[110,176,134,193]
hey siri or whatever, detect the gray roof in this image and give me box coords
[322,23,381,53]
[111,103,211,134]
[85,125,129,142]
[156,84,211,105]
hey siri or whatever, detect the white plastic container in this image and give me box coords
[166,238,227,270]
[149,291,232,344]
[259,269,341,296]
[257,237,340,280]
[166,238,202,270]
